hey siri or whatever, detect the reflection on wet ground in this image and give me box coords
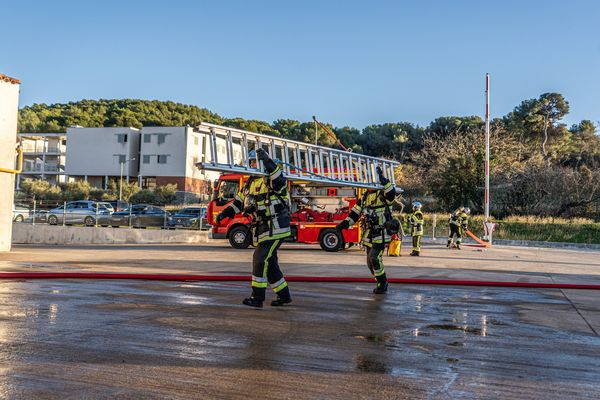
[0,280,598,399]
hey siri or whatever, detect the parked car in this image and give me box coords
[47,201,112,226]
[167,207,208,229]
[12,204,30,222]
[24,210,49,223]
[107,200,128,212]
[98,202,114,213]
[109,204,172,228]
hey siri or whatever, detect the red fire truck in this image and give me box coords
[207,173,361,251]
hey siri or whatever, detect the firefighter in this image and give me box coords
[215,148,292,308]
[447,207,470,249]
[408,202,424,256]
[336,166,397,294]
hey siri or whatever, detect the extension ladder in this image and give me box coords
[194,122,400,189]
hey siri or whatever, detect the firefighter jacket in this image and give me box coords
[343,177,396,247]
[449,211,468,230]
[408,210,424,236]
[219,158,291,245]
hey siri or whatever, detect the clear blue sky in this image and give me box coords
[2,0,599,129]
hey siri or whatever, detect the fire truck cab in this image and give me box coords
[207,173,361,252]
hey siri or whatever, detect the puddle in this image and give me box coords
[426,324,483,335]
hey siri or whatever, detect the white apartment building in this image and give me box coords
[16,125,239,200]
[139,126,238,195]
[17,133,67,188]
[65,126,140,188]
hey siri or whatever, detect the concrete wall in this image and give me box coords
[0,74,20,252]
[66,127,140,177]
[12,224,212,245]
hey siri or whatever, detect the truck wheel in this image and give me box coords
[319,228,344,252]
[229,226,252,249]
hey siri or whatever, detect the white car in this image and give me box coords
[12,204,31,223]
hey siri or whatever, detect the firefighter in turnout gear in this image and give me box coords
[447,207,470,249]
[215,148,292,308]
[408,202,424,256]
[336,166,397,294]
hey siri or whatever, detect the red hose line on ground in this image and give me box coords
[1,272,599,290]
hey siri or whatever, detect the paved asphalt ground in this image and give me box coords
[0,242,599,399]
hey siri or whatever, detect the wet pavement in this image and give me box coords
[0,277,599,399]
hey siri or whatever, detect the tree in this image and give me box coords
[19,178,63,200]
[18,99,223,132]
[564,120,600,168]
[62,181,91,201]
[130,189,158,204]
[360,123,424,161]
[155,184,178,204]
[503,93,570,159]
[107,180,139,202]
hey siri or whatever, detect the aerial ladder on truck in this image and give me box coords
[194,121,402,251]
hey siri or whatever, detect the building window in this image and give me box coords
[157,154,169,164]
[117,134,128,143]
[157,134,167,145]
[117,154,126,164]
[144,134,151,143]
[143,155,151,164]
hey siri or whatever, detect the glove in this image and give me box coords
[336,220,350,231]
[256,148,269,161]
[376,166,385,181]
[215,213,224,224]
[242,204,256,217]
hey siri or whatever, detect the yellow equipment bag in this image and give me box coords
[388,234,401,256]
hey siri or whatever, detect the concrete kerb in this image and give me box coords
[12,224,213,245]
[403,235,600,251]
[11,225,600,249]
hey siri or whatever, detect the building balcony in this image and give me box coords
[22,164,65,173]
[20,144,66,153]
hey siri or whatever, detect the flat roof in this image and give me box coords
[18,133,67,138]
[0,73,20,85]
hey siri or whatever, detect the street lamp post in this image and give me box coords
[119,157,135,201]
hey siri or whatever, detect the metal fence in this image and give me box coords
[11,200,210,231]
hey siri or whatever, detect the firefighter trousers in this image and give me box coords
[251,239,290,301]
[448,225,462,244]
[412,235,422,254]
[366,243,388,285]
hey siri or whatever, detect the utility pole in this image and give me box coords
[119,162,124,201]
[119,157,135,201]
[484,73,494,243]
[484,73,490,223]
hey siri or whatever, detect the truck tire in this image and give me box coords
[228,225,252,249]
[319,228,344,252]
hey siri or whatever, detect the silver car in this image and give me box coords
[47,201,112,227]
[12,204,31,223]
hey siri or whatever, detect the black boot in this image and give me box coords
[242,297,263,308]
[410,250,419,256]
[456,243,461,250]
[373,281,388,294]
[271,296,292,306]
[446,241,451,248]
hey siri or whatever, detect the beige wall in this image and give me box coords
[0,75,20,252]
